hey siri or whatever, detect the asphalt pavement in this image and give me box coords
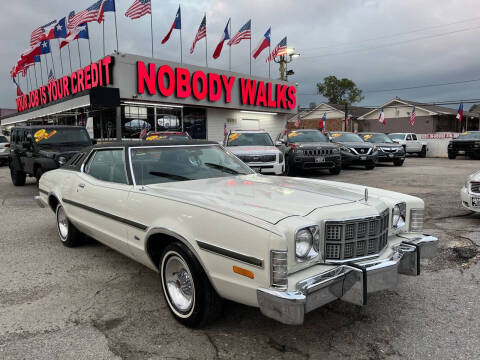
[0,157,479,360]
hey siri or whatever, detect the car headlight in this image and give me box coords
[57,156,67,165]
[340,145,349,152]
[392,203,406,229]
[279,152,284,163]
[295,226,320,261]
[332,147,340,153]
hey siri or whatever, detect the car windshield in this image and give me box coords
[456,132,480,140]
[130,145,254,185]
[0,136,7,143]
[389,133,405,140]
[227,132,274,146]
[146,133,190,141]
[360,133,394,143]
[330,133,364,143]
[33,128,91,146]
[287,130,328,143]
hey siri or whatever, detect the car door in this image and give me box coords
[405,134,414,152]
[411,134,422,151]
[65,148,132,256]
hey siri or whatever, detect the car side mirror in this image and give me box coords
[91,139,97,145]
[275,140,284,146]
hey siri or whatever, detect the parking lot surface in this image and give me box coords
[0,158,479,360]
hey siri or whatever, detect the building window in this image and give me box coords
[183,107,206,139]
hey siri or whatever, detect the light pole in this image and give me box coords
[274,50,300,81]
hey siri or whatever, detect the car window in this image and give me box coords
[85,149,127,184]
[456,132,480,140]
[406,135,412,140]
[287,130,328,143]
[412,134,417,140]
[330,133,364,143]
[227,132,274,146]
[0,136,7,143]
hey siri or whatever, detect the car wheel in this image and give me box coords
[10,167,26,186]
[56,204,84,247]
[160,242,222,328]
[419,146,427,158]
[393,159,404,166]
[285,157,296,176]
[448,153,456,160]
[365,164,375,170]
[35,167,44,185]
[329,166,341,175]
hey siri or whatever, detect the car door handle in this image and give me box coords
[77,183,86,189]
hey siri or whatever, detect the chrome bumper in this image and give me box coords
[257,234,438,325]
[34,195,46,208]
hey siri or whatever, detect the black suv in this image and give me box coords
[448,131,480,159]
[9,125,94,186]
[275,129,341,175]
[328,132,378,170]
[358,132,405,166]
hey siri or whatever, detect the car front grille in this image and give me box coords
[352,147,372,155]
[381,147,399,153]
[302,149,334,156]
[471,182,480,194]
[324,210,389,261]
[237,154,276,163]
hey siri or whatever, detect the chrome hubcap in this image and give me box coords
[57,207,69,240]
[164,255,194,312]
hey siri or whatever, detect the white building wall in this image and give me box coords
[207,108,288,143]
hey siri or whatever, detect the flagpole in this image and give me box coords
[179,6,183,64]
[103,22,105,57]
[268,30,271,79]
[113,4,119,52]
[150,8,154,58]
[58,40,64,76]
[28,69,33,91]
[205,13,208,67]
[67,44,73,73]
[33,63,39,88]
[50,51,56,78]
[87,31,93,64]
[45,54,49,81]
[39,57,44,85]
[249,23,252,76]
[229,18,232,71]
[77,39,82,68]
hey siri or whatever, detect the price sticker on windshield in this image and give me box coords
[288,132,300,138]
[363,134,372,140]
[331,133,341,138]
[228,133,242,141]
[34,129,57,142]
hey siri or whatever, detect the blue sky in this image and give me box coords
[2,0,480,110]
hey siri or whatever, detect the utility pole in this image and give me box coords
[344,103,348,131]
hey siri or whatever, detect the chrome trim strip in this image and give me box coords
[196,240,264,268]
[62,198,148,231]
[38,188,48,195]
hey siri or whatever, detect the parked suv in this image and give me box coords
[359,132,405,166]
[275,129,341,175]
[329,132,378,170]
[9,125,94,186]
[0,135,10,165]
[224,130,284,175]
[389,133,427,157]
[448,131,480,159]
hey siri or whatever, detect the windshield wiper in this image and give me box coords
[149,171,191,181]
[204,163,243,175]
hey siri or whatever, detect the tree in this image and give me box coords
[316,76,364,105]
[309,102,317,109]
[470,104,480,112]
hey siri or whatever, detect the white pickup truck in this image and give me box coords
[389,133,427,157]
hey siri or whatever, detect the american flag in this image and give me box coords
[410,106,416,126]
[67,0,106,32]
[125,0,151,20]
[228,19,251,46]
[378,109,386,125]
[266,37,287,63]
[294,113,300,128]
[48,69,55,84]
[30,20,57,48]
[190,15,206,54]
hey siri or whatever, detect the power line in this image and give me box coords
[296,26,480,60]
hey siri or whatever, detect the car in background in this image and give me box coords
[275,129,341,175]
[224,130,284,175]
[146,131,192,141]
[461,170,480,212]
[124,119,151,138]
[329,132,378,170]
[359,132,405,166]
[389,133,427,157]
[35,140,438,327]
[0,135,10,165]
[448,131,480,160]
[9,125,94,186]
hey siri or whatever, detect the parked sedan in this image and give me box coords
[359,133,405,166]
[0,135,10,165]
[35,140,438,327]
[460,170,480,212]
[448,131,480,160]
[329,132,378,170]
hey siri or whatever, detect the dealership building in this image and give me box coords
[0,54,297,143]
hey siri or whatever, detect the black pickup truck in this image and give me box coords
[9,125,94,186]
[448,131,480,159]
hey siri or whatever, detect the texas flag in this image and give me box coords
[319,112,326,129]
[213,19,231,59]
[161,6,181,44]
[456,103,463,123]
[252,27,271,59]
[378,109,386,125]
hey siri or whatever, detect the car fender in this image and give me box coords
[34,158,58,173]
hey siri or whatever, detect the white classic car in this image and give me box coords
[223,130,284,175]
[35,140,438,327]
[461,170,480,212]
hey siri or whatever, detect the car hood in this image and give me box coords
[371,142,402,148]
[337,142,373,148]
[469,170,480,182]
[227,146,280,155]
[145,174,369,224]
[38,145,89,158]
[295,142,338,149]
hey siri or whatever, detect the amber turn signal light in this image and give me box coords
[233,266,254,279]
